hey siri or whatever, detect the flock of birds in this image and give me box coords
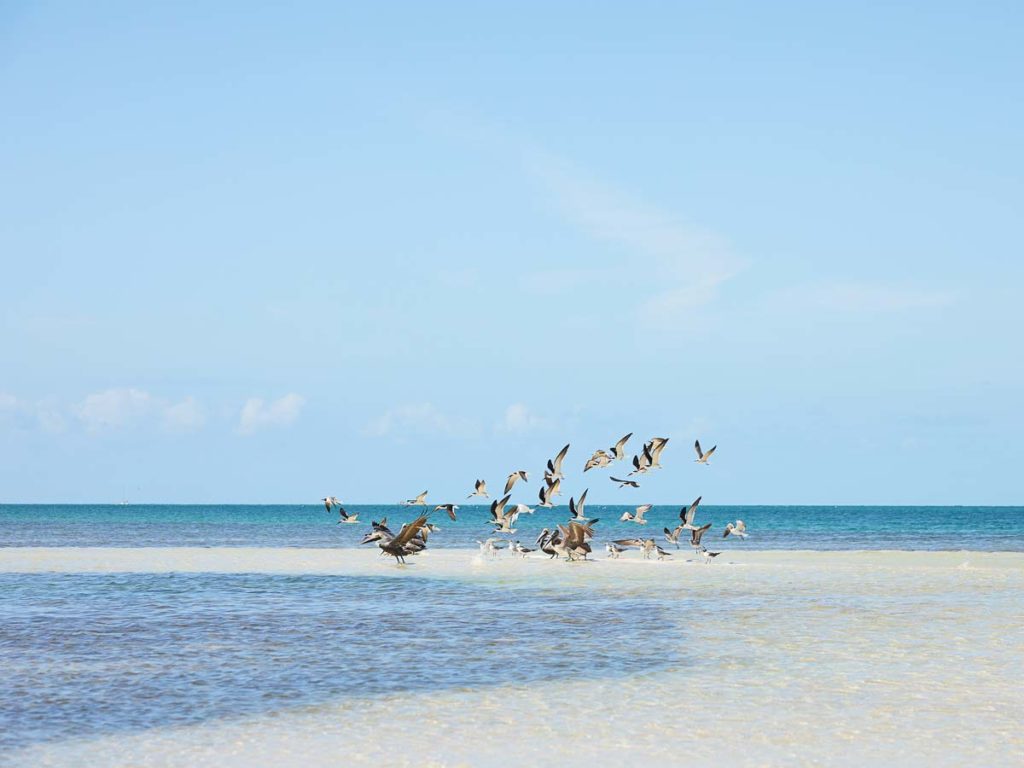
[323,435,747,565]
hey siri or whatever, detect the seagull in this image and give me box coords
[322,496,343,512]
[690,523,713,553]
[723,520,748,539]
[538,483,556,508]
[467,479,489,499]
[611,476,640,488]
[679,496,703,530]
[647,437,669,469]
[699,548,722,564]
[584,450,612,472]
[655,546,673,561]
[568,489,589,521]
[694,440,717,465]
[477,538,505,558]
[609,432,633,461]
[504,470,529,495]
[433,504,459,521]
[546,443,570,481]
[402,491,428,506]
[663,524,685,548]
[620,504,652,524]
[606,542,627,558]
[628,446,653,476]
[490,494,519,533]
[510,503,535,516]
[511,540,534,557]
[545,476,563,497]
[361,514,431,564]
[336,506,359,524]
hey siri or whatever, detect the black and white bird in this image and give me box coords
[538,483,556,508]
[322,496,343,512]
[611,476,640,488]
[700,548,722,564]
[690,523,713,553]
[504,470,529,495]
[477,538,505,558]
[545,443,570,482]
[620,504,652,524]
[433,504,459,521]
[489,494,519,533]
[584,450,612,472]
[467,480,489,499]
[679,496,704,530]
[646,437,670,469]
[606,542,627,558]
[609,432,633,461]
[723,520,748,539]
[402,491,428,506]
[655,545,673,561]
[694,440,717,465]
[663,524,685,548]
[568,489,589,521]
[336,506,359,524]
[511,540,534,557]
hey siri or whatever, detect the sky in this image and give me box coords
[1,1,1022,505]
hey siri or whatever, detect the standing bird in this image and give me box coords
[477,538,505,558]
[700,548,722,564]
[679,496,704,530]
[620,504,652,524]
[609,432,633,461]
[322,496,343,513]
[694,440,717,465]
[361,514,431,564]
[467,480,489,499]
[611,476,640,489]
[434,504,459,521]
[655,546,673,561]
[545,444,570,482]
[569,489,589,521]
[504,470,529,495]
[723,520,748,539]
[606,542,627,558]
[402,491,429,506]
[511,540,534,557]
[553,519,598,561]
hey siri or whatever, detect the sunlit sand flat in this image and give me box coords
[4,547,1023,767]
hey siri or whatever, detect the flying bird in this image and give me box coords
[433,504,459,521]
[663,524,685,548]
[611,476,640,488]
[545,443,570,481]
[620,504,652,524]
[690,523,713,552]
[694,440,717,465]
[568,489,589,521]
[336,506,359,524]
[647,437,669,469]
[538,483,556,508]
[723,520,748,539]
[402,491,428,506]
[679,496,703,530]
[609,432,633,461]
[490,494,519,533]
[584,450,612,472]
[504,470,529,495]
[628,446,653,475]
[322,496,343,512]
[467,479,488,499]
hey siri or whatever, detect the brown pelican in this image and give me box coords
[433,504,459,521]
[545,443,570,481]
[467,479,489,499]
[361,514,431,563]
[611,476,640,488]
[679,496,703,530]
[537,528,559,558]
[694,439,717,465]
[504,470,529,495]
[609,432,633,461]
[554,519,598,561]
[568,489,589,521]
[620,504,651,524]
[724,520,748,538]
[402,491,428,506]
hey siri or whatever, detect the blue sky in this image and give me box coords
[1,1,1021,504]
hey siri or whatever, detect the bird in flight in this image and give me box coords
[433,504,459,521]
[694,440,717,465]
[723,520,748,539]
[568,488,589,521]
[467,479,488,499]
[679,496,703,530]
[336,506,359,524]
[504,470,529,495]
[545,443,570,482]
[611,476,640,488]
[402,491,428,506]
[620,504,652,524]
[322,496,343,513]
[609,432,633,461]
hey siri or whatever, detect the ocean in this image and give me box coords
[2,505,1022,766]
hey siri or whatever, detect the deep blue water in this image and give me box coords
[1,504,1022,551]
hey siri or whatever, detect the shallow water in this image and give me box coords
[2,548,1023,766]
[2,504,1023,550]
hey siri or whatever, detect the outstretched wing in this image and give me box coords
[393,514,430,547]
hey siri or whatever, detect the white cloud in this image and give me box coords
[364,402,479,439]
[527,153,742,320]
[162,396,205,433]
[496,403,548,435]
[238,393,305,435]
[74,388,154,431]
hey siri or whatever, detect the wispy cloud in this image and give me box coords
[364,402,479,439]
[526,153,742,320]
[495,403,549,435]
[238,394,305,435]
[73,388,206,434]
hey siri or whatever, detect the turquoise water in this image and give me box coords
[1,504,1022,550]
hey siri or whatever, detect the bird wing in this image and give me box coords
[704,445,717,460]
[568,495,578,517]
[393,514,430,547]
[577,488,588,517]
[694,440,703,459]
[612,432,632,457]
[552,443,570,474]
[635,504,651,522]
[610,476,626,485]
[681,496,702,525]
[651,438,669,462]
[504,473,517,495]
